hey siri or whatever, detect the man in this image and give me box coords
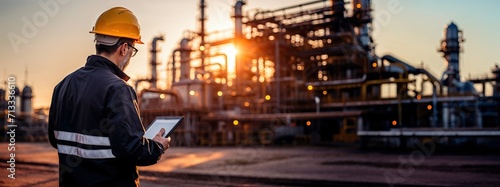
[48,7,170,186]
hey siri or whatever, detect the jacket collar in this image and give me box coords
[85,55,130,81]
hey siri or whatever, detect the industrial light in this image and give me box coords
[259,76,265,82]
[199,45,205,51]
[233,120,239,126]
[323,90,327,95]
[372,62,377,68]
[245,87,252,92]
[217,91,223,97]
[427,105,432,110]
[307,85,313,91]
[244,102,250,107]
[356,3,361,9]
[251,66,257,73]
[306,121,311,126]
[189,90,195,96]
[265,95,271,100]
[160,94,165,99]
[417,95,422,100]
[392,120,397,126]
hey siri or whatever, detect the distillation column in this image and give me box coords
[440,22,463,92]
[180,38,191,81]
[439,22,464,128]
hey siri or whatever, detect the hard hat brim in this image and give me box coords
[90,31,144,44]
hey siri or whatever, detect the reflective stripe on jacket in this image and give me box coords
[48,55,164,187]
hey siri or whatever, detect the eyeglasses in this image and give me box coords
[125,43,138,57]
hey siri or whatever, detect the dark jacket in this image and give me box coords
[48,55,164,187]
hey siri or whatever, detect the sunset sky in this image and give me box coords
[1,0,499,108]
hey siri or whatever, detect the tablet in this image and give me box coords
[143,116,184,139]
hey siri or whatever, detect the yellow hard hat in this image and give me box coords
[90,7,143,44]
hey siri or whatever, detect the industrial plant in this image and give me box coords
[2,0,499,147]
[0,78,47,141]
[134,0,500,147]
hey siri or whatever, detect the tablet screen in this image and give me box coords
[143,117,184,139]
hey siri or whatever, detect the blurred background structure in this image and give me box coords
[1,73,48,142]
[2,0,500,147]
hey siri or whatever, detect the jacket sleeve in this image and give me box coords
[48,85,59,149]
[106,85,164,166]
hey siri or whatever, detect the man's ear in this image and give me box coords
[119,43,127,56]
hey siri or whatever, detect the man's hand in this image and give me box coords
[152,128,171,151]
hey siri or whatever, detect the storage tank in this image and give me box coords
[12,86,21,115]
[21,85,33,115]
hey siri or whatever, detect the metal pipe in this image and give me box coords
[150,36,164,88]
[397,85,405,128]
[171,49,180,84]
[306,74,367,86]
[234,0,244,39]
[275,36,280,110]
[475,99,482,128]
[184,53,228,83]
[315,96,320,113]
[137,88,184,107]
[253,0,327,19]
[200,0,207,108]
[432,84,438,127]
[442,103,449,129]
[450,105,456,128]
[233,0,245,93]
[199,0,206,67]
[134,78,150,91]
[193,63,222,81]
[207,53,228,83]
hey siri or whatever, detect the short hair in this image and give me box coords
[95,38,135,55]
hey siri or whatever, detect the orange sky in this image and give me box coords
[1,0,499,109]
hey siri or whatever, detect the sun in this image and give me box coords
[223,44,238,56]
[221,44,238,74]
